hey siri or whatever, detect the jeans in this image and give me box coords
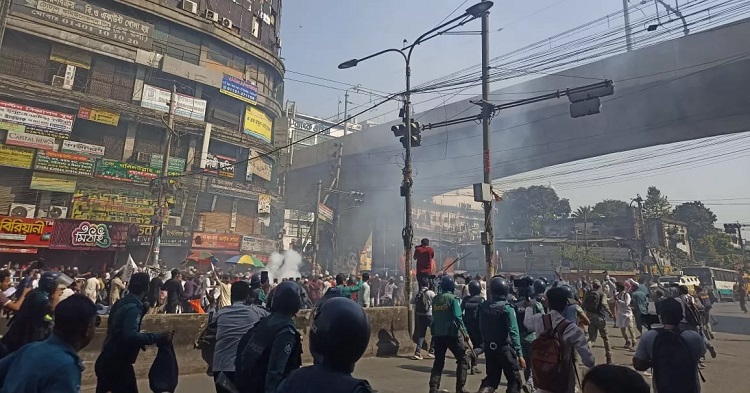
[415,314,433,354]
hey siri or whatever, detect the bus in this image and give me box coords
[681,266,737,301]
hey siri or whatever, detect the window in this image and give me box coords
[206,39,246,72]
[153,22,201,65]
[252,17,261,38]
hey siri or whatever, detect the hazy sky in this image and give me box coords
[280,1,750,226]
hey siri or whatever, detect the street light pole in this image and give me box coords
[480,0,494,278]
[149,84,176,266]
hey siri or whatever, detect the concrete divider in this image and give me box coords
[78,306,413,385]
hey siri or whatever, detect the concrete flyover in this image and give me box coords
[77,307,413,385]
[284,17,750,253]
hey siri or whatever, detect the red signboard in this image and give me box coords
[0,247,37,254]
[0,216,54,247]
[192,232,241,251]
[50,219,152,251]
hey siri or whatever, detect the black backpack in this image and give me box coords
[582,289,603,314]
[414,289,430,314]
[652,328,700,393]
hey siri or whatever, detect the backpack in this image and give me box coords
[652,328,700,393]
[683,296,704,326]
[415,289,430,314]
[531,314,573,393]
[582,289,603,314]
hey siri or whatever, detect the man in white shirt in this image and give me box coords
[84,275,100,303]
[524,286,595,393]
[358,273,371,308]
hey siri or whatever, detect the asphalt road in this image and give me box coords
[83,302,750,393]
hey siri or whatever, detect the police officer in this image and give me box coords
[235,280,303,393]
[514,277,545,386]
[247,273,266,306]
[461,280,484,375]
[532,278,548,313]
[277,297,373,393]
[429,276,469,393]
[478,276,524,393]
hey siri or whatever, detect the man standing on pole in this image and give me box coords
[414,238,435,287]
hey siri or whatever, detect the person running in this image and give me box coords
[413,277,436,360]
[0,269,30,313]
[614,282,637,349]
[583,279,613,364]
[428,276,469,393]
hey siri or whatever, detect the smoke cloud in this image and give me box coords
[266,249,303,280]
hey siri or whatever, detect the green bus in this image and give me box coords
[681,266,737,301]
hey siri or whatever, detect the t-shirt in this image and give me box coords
[217,282,232,309]
[413,245,434,274]
[0,291,9,308]
[634,328,706,393]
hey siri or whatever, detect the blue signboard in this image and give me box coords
[220,75,258,104]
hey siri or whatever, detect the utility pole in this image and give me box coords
[311,179,323,275]
[0,0,11,49]
[149,85,176,266]
[480,0,494,279]
[622,0,633,51]
[343,91,349,136]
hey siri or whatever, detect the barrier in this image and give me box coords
[78,306,413,385]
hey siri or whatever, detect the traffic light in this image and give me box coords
[350,191,365,206]
[391,121,421,148]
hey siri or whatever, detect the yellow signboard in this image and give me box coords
[0,121,26,133]
[30,172,77,193]
[243,105,272,143]
[0,143,35,169]
[78,107,120,126]
[71,188,157,225]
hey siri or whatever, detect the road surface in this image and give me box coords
[82,302,750,393]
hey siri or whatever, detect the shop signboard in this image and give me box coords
[95,159,158,184]
[192,232,240,250]
[71,188,156,224]
[77,106,120,126]
[0,215,54,247]
[61,140,105,156]
[204,153,235,178]
[149,154,186,175]
[0,100,74,139]
[11,0,153,49]
[243,105,272,143]
[0,143,35,169]
[319,203,333,224]
[5,131,56,151]
[220,75,258,104]
[50,219,151,251]
[30,172,77,193]
[240,236,277,254]
[161,226,192,247]
[141,84,206,121]
[0,122,26,133]
[34,150,96,177]
[207,178,265,200]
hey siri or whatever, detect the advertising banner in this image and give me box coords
[243,106,272,143]
[240,235,277,254]
[0,216,54,247]
[319,203,334,224]
[0,100,74,138]
[0,143,35,169]
[149,154,186,175]
[34,150,96,177]
[61,140,105,156]
[95,159,158,184]
[204,153,235,178]
[71,188,157,224]
[5,131,56,151]
[207,178,264,200]
[258,194,271,214]
[0,122,26,133]
[11,0,153,49]
[161,226,193,247]
[50,219,151,250]
[251,154,273,181]
[30,172,77,193]
[192,232,241,250]
[220,75,258,104]
[141,84,207,121]
[77,106,120,126]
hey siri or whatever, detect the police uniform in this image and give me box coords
[430,277,469,393]
[513,298,544,382]
[478,278,523,393]
[461,292,484,370]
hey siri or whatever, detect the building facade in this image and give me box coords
[0,0,284,267]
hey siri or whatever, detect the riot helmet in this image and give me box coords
[250,273,262,288]
[268,281,302,314]
[310,297,370,372]
[39,271,72,295]
[489,276,510,300]
[532,279,548,296]
[439,275,455,293]
[467,280,482,296]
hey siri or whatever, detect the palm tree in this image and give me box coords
[573,205,592,248]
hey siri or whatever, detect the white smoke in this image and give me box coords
[265,249,303,281]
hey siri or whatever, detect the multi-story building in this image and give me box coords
[0,0,284,268]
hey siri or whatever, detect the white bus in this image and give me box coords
[681,266,737,301]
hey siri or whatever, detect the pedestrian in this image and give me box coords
[428,276,469,393]
[582,280,613,364]
[524,286,595,393]
[477,276,524,393]
[358,273,371,308]
[695,286,714,339]
[234,281,303,393]
[581,364,650,393]
[147,272,165,314]
[95,273,173,393]
[0,269,30,313]
[633,298,706,393]
[462,280,484,373]
[629,282,649,335]
[735,277,747,313]
[414,238,435,288]
[675,284,717,361]
[513,278,544,385]
[109,270,126,306]
[332,273,363,299]
[0,294,99,392]
[412,276,436,360]
[614,282,636,349]
[277,297,373,392]
[212,281,269,393]
[162,269,185,314]
[247,273,267,306]
[370,274,381,307]
[84,273,100,303]
[383,278,396,306]
[215,273,232,309]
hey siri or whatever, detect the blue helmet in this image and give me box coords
[489,276,511,300]
[467,280,482,296]
[532,279,548,296]
[439,275,455,293]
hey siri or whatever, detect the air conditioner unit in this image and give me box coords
[135,152,152,163]
[167,216,182,226]
[204,9,219,22]
[44,206,68,219]
[51,75,66,88]
[221,17,233,29]
[9,203,36,218]
[181,0,198,14]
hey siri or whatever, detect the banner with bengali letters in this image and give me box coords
[95,159,158,184]
[50,219,151,250]
[0,100,74,138]
[243,106,272,143]
[77,106,120,126]
[0,216,54,247]
[0,143,35,169]
[34,150,96,176]
[192,232,241,250]
[61,140,105,156]
[30,172,77,193]
[71,188,157,224]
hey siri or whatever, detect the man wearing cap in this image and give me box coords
[583,279,613,364]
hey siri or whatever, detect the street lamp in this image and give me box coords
[338,1,493,333]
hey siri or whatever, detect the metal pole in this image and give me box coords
[0,0,12,49]
[312,180,322,275]
[343,91,349,136]
[149,84,176,266]
[403,62,414,334]
[481,2,495,278]
[623,0,634,51]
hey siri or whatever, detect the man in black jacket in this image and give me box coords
[162,269,184,314]
[147,272,165,314]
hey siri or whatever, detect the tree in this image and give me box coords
[672,201,717,243]
[591,199,630,218]
[496,186,571,236]
[693,231,742,268]
[642,186,672,219]
[572,205,592,245]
